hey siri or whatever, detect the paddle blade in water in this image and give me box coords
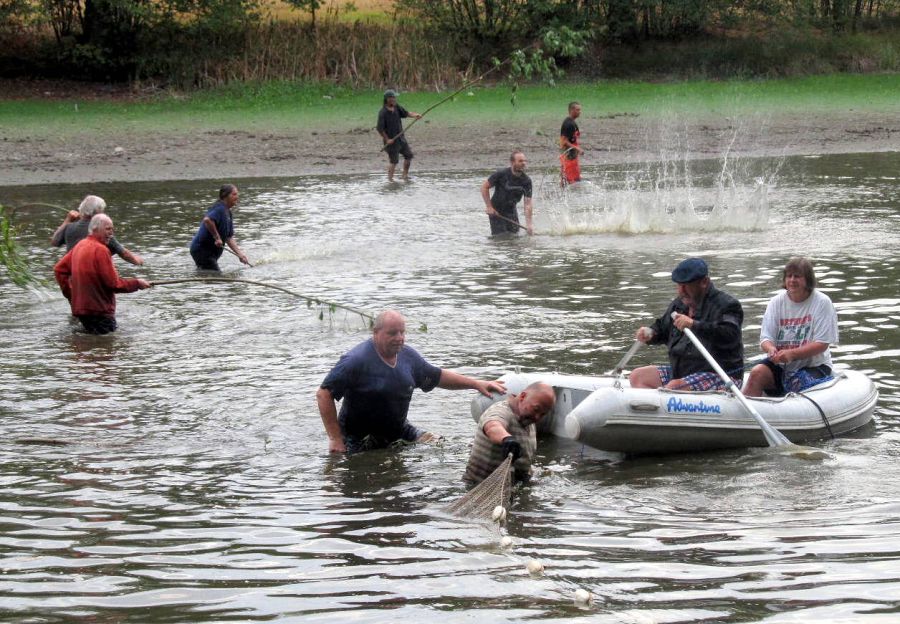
[780,444,831,460]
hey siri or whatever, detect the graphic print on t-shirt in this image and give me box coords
[776,314,812,348]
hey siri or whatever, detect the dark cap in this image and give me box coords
[383,89,398,99]
[671,257,709,283]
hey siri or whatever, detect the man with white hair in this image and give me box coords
[54,214,151,334]
[50,195,144,266]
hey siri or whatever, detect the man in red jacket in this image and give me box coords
[54,214,151,334]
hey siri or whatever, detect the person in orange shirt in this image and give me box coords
[559,101,583,186]
[54,214,151,334]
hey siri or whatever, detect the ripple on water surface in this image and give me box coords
[1,152,899,621]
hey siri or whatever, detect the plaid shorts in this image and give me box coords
[657,365,742,391]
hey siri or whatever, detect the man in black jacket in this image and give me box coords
[631,257,744,391]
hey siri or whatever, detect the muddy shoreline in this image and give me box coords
[2,109,898,187]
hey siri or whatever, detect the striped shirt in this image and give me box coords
[463,401,537,485]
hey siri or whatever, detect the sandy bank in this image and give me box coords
[1,109,898,187]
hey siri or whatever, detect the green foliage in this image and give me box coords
[2,75,899,142]
[282,0,322,26]
[502,26,590,104]
[3,0,262,82]
[0,204,40,289]
[1,0,33,26]
[2,0,899,86]
[599,25,900,78]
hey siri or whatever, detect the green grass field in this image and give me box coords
[2,74,898,138]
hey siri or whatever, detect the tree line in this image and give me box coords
[0,0,897,86]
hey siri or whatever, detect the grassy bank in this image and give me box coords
[2,74,898,138]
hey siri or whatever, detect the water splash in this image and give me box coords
[539,115,782,235]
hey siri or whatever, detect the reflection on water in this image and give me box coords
[1,152,899,622]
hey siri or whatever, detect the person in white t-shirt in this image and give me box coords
[744,257,838,396]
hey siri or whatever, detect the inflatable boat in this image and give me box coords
[470,370,877,454]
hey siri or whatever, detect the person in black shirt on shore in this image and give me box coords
[480,151,534,236]
[376,89,422,181]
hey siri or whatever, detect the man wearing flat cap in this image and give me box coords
[630,257,745,391]
[377,89,422,181]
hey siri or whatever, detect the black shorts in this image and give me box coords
[77,315,117,334]
[191,247,222,271]
[385,139,413,164]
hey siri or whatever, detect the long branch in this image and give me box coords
[381,51,524,149]
[150,277,375,324]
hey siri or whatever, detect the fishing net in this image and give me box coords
[443,454,513,526]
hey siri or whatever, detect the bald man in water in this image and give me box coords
[464,382,556,485]
[316,309,507,453]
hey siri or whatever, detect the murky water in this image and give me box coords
[2,151,899,622]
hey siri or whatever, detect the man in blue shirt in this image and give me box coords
[190,184,251,270]
[317,309,507,453]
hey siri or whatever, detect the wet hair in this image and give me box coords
[509,150,525,162]
[88,213,112,234]
[568,101,581,112]
[219,184,237,200]
[782,256,816,291]
[373,309,405,332]
[78,195,106,218]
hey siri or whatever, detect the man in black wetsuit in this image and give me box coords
[480,151,534,236]
[376,89,422,181]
